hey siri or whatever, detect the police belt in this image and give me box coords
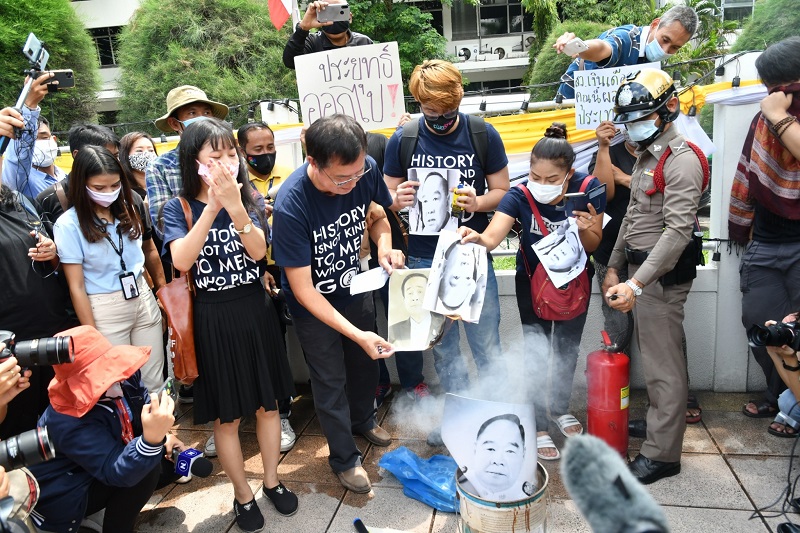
[624,247,650,265]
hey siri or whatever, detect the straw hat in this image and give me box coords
[48,325,151,418]
[154,85,229,133]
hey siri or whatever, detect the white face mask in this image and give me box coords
[645,33,673,62]
[86,186,121,207]
[32,138,59,168]
[526,173,569,204]
[626,119,660,142]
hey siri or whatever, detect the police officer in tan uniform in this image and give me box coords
[603,69,705,484]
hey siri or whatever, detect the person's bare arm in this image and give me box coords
[592,121,617,200]
[457,212,516,250]
[385,174,418,212]
[62,263,96,327]
[142,238,166,292]
[553,32,613,63]
[762,92,800,161]
[284,266,394,359]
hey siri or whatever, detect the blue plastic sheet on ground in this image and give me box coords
[378,446,458,513]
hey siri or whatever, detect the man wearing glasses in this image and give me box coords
[383,60,510,444]
[272,114,405,494]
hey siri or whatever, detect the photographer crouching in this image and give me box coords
[749,314,800,437]
[27,326,183,533]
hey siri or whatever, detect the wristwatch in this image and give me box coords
[235,222,252,235]
[625,279,643,297]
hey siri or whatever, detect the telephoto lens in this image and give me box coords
[0,427,56,471]
[0,330,74,367]
[747,322,800,351]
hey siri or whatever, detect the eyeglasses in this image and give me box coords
[320,163,372,187]
[422,108,459,122]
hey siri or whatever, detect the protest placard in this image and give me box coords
[573,62,659,130]
[295,41,405,130]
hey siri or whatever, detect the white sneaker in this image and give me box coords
[205,434,217,457]
[280,418,296,452]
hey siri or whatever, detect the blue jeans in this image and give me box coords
[778,388,800,428]
[406,255,503,394]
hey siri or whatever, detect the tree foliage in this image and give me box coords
[520,0,558,57]
[117,0,296,132]
[732,0,799,52]
[665,0,738,82]
[348,0,449,87]
[524,20,610,102]
[0,0,99,132]
[557,0,656,27]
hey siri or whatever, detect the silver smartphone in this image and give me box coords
[317,3,350,23]
[22,33,49,70]
[562,37,589,57]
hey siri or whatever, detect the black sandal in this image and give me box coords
[742,398,778,418]
[686,394,702,424]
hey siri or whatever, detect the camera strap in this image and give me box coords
[113,397,134,444]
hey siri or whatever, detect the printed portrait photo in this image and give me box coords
[387,269,446,351]
[442,394,538,503]
[408,168,460,235]
[423,230,487,322]
[532,217,586,288]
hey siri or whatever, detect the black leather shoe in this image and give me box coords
[628,454,681,485]
[628,419,647,439]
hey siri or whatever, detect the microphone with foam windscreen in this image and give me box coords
[172,447,213,479]
[561,435,669,533]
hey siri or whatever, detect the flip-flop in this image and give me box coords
[536,435,560,461]
[554,414,583,438]
[742,399,778,418]
[768,413,800,438]
[686,395,702,424]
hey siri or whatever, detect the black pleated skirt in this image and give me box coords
[192,282,295,425]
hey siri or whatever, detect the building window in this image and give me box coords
[90,26,122,67]
[413,0,444,36]
[464,78,524,95]
[452,0,478,40]
[480,0,532,37]
[718,0,754,25]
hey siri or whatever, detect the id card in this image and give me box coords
[120,272,139,300]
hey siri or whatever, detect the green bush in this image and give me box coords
[524,20,610,102]
[0,0,100,131]
[732,0,800,52]
[117,0,296,132]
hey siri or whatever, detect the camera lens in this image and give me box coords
[0,427,55,471]
[13,336,74,367]
[748,324,797,348]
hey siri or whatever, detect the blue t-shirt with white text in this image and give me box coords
[271,156,392,318]
[497,173,602,272]
[383,114,509,259]
[161,198,264,291]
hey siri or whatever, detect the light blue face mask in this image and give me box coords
[645,34,673,62]
[625,119,659,142]
[179,116,210,129]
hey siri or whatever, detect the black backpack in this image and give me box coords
[399,115,489,172]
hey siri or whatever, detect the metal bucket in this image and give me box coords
[456,462,548,533]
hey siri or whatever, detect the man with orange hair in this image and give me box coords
[383,60,510,443]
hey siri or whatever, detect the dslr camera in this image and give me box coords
[0,331,74,368]
[0,426,55,471]
[747,321,800,351]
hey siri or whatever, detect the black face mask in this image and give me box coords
[322,21,349,35]
[246,152,276,176]
[424,114,458,135]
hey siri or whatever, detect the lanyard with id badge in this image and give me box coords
[103,222,139,300]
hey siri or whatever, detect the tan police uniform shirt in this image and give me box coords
[608,125,704,286]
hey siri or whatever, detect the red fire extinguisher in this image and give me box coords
[586,331,630,456]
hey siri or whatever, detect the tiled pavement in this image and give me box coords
[132,388,800,532]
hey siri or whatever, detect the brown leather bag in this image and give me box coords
[156,198,198,385]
